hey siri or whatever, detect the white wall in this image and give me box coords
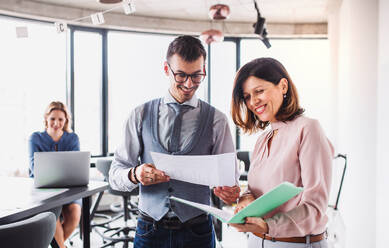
[329,0,381,247]
[327,1,340,149]
[376,0,389,247]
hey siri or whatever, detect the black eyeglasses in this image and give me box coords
[167,63,206,84]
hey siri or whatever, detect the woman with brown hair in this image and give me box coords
[230,58,333,248]
[28,101,81,248]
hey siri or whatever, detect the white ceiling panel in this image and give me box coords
[32,0,330,23]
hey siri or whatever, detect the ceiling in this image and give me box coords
[33,0,330,23]
[0,0,334,36]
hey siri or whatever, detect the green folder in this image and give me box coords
[170,181,303,223]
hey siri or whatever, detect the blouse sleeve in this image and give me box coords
[28,133,39,178]
[265,119,334,237]
[69,133,80,151]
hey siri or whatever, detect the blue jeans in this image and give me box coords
[134,216,215,248]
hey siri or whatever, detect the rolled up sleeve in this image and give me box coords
[109,106,143,192]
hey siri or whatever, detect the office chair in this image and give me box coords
[328,153,347,210]
[95,159,139,248]
[237,150,251,181]
[327,153,347,248]
[0,212,56,248]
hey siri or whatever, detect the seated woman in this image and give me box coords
[28,101,81,248]
[229,58,334,248]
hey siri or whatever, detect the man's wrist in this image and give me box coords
[128,168,135,183]
[128,166,140,184]
[133,165,140,183]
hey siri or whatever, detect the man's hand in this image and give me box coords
[135,163,170,186]
[213,185,240,205]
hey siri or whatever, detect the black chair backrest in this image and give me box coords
[96,159,113,181]
[237,150,251,172]
[329,153,347,210]
[0,212,56,248]
[96,158,139,195]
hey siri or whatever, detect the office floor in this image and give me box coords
[66,218,248,248]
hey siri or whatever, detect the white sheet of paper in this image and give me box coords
[150,152,236,187]
[170,196,234,222]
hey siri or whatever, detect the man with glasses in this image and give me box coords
[109,35,240,248]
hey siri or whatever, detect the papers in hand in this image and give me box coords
[150,152,236,187]
[170,182,303,223]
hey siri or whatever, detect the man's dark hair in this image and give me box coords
[166,35,206,62]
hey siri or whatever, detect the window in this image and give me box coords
[0,16,66,175]
[0,14,332,172]
[239,38,332,150]
[107,32,208,153]
[209,41,237,144]
[73,30,103,155]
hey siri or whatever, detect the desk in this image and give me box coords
[0,177,108,248]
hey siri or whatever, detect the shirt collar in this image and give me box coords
[270,120,287,130]
[163,91,199,108]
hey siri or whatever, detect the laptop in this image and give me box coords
[34,151,90,188]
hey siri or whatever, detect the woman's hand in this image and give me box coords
[230,217,269,234]
[213,186,240,205]
[234,194,255,214]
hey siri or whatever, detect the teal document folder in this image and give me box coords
[170,181,303,224]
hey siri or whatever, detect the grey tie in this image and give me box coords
[168,103,191,152]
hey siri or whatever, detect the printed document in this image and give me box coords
[150,151,236,187]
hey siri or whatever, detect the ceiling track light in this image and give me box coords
[253,0,271,48]
[200,29,224,45]
[209,4,230,20]
[200,3,230,45]
[259,29,271,48]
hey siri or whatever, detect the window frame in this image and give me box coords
[0,13,329,158]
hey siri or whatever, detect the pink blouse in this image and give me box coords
[247,115,334,237]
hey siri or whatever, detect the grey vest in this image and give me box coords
[139,98,215,222]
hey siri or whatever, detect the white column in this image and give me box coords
[334,0,378,247]
[376,0,389,247]
[327,1,341,149]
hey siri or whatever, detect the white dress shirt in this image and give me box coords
[109,92,239,192]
